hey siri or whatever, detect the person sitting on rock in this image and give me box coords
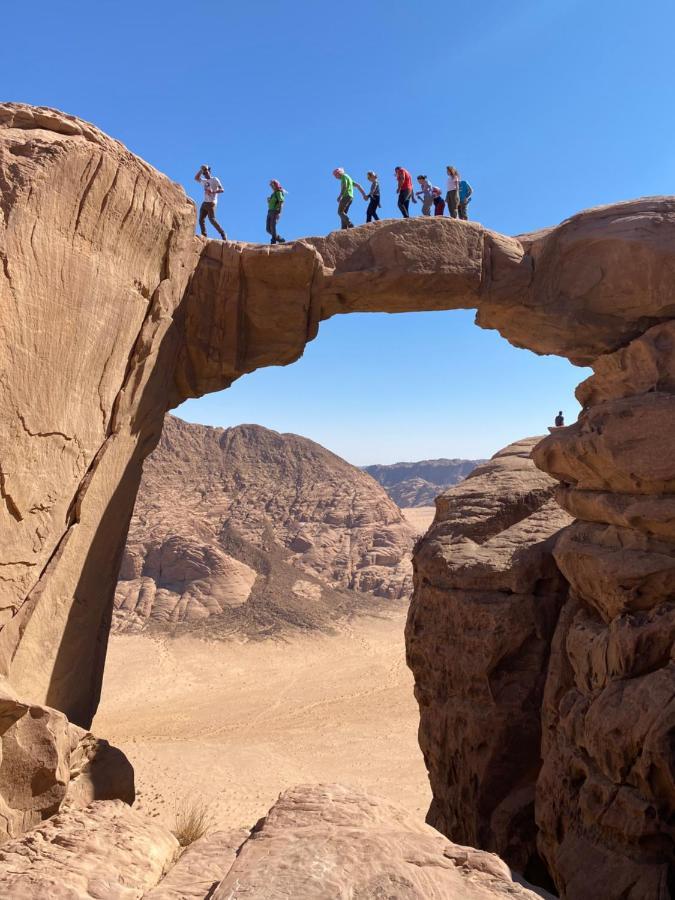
[415,175,434,216]
[357,171,381,223]
[432,187,445,216]
[266,180,287,245]
[194,164,226,240]
[554,410,565,427]
[333,168,355,229]
[395,166,416,218]
[459,178,473,220]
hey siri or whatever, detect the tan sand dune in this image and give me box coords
[95,606,430,832]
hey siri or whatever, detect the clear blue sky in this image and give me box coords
[4,1,673,464]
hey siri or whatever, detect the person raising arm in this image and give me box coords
[194,164,226,240]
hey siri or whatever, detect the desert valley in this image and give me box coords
[96,415,446,831]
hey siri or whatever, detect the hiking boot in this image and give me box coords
[277,237,286,243]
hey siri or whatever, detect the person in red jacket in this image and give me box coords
[394,166,416,218]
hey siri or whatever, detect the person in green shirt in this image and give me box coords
[266,180,286,245]
[333,167,355,229]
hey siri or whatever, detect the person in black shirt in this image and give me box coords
[359,171,381,223]
[554,411,564,427]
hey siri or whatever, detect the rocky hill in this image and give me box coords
[114,416,416,635]
[365,458,484,506]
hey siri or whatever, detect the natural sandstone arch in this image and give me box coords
[1,104,674,895]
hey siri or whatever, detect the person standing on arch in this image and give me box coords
[333,168,355,229]
[432,187,445,216]
[415,175,434,216]
[359,171,381,223]
[395,166,416,218]
[194,164,226,240]
[458,177,473,220]
[446,165,460,220]
[266,179,286,245]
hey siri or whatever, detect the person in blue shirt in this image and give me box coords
[458,179,473,221]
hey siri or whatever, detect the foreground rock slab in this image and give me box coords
[0,800,178,898]
[146,828,249,899]
[211,783,543,899]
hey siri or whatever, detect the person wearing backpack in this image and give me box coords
[446,165,460,219]
[333,167,355,229]
[266,180,286,245]
[395,166,416,218]
[459,178,473,220]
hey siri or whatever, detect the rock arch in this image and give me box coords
[1,103,674,895]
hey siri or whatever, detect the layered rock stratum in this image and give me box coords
[365,457,484,506]
[1,102,674,895]
[114,415,415,634]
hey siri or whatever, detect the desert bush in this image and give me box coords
[173,796,213,847]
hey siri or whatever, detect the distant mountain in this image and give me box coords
[364,458,486,507]
[114,417,416,636]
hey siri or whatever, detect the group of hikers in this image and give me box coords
[194,164,473,244]
[333,166,472,231]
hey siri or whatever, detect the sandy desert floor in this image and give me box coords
[95,606,431,833]
[401,505,436,535]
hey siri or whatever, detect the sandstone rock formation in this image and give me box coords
[2,101,673,728]
[0,786,544,899]
[407,439,571,884]
[209,783,544,899]
[0,686,133,843]
[0,800,179,898]
[1,102,675,893]
[0,103,198,728]
[145,828,250,899]
[529,329,675,900]
[114,415,415,634]
[365,457,484,507]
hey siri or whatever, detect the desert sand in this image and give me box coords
[95,605,431,833]
[402,506,436,535]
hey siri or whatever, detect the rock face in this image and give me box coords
[0,104,198,728]
[529,326,675,900]
[114,415,414,634]
[407,439,571,882]
[364,457,484,507]
[1,102,675,891]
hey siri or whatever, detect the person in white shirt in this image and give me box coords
[446,165,460,220]
[194,164,226,240]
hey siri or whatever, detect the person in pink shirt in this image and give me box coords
[394,166,416,218]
